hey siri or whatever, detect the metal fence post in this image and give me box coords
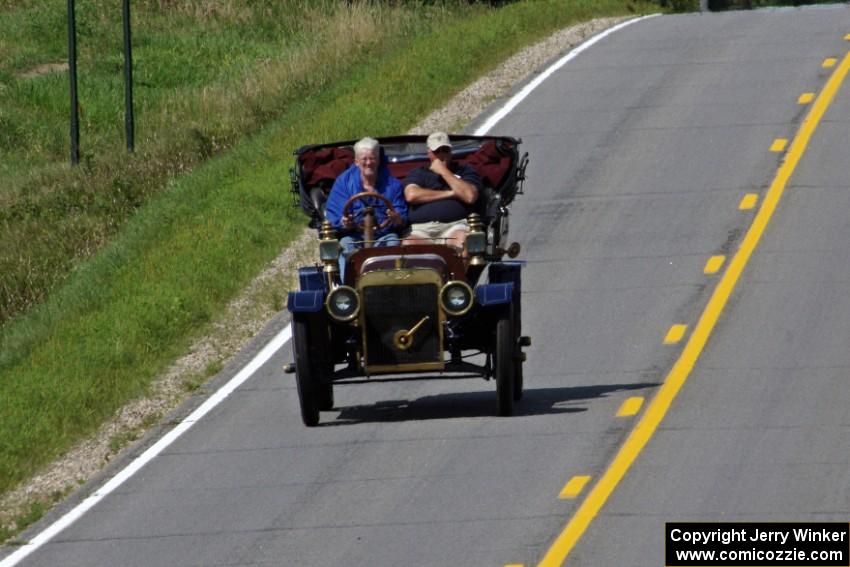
[123,0,135,153]
[67,0,80,165]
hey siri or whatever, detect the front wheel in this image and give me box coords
[292,314,321,426]
[513,351,524,402]
[513,295,523,402]
[318,381,334,411]
[494,305,515,416]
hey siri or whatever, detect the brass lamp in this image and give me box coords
[466,213,486,266]
[319,220,340,287]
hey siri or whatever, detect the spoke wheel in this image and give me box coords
[494,305,515,416]
[292,314,321,426]
[318,381,334,411]
[513,350,524,402]
[513,297,523,401]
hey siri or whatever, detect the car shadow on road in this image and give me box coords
[324,381,659,425]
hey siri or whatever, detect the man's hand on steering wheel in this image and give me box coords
[341,192,400,231]
[386,208,402,227]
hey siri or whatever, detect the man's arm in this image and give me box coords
[403,167,451,204]
[404,182,457,204]
[403,163,478,205]
[429,160,478,205]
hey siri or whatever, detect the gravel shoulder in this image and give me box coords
[0,15,630,539]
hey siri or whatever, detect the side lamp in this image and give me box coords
[319,220,340,286]
[466,213,486,266]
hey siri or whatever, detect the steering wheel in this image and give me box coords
[341,191,399,247]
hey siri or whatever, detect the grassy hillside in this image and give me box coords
[0,0,655,523]
[0,0,466,324]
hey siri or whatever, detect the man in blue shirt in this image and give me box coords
[325,137,407,280]
[402,132,481,252]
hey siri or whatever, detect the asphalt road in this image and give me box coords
[5,6,850,567]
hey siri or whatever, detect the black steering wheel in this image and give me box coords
[341,192,399,246]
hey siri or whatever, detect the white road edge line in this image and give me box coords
[474,15,657,136]
[2,13,656,566]
[0,325,292,567]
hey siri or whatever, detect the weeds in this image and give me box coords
[107,431,138,453]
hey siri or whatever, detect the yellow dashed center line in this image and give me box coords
[536,48,850,567]
[616,397,644,417]
[663,324,687,344]
[823,58,838,68]
[703,255,726,274]
[798,92,815,104]
[770,138,788,152]
[559,476,592,499]
[739,193,759,210]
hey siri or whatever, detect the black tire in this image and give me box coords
[513,351,524,401]
[495,306,515,416]
[317,381,334,411]
[293,314,320,427]
[513,297,523,401]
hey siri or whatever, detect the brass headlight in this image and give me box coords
[326,285,360,322]
[440,281,473,316]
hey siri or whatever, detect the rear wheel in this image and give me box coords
[292,314,321,426]
[494,306,515,416]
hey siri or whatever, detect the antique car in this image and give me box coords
[285,134,530,426]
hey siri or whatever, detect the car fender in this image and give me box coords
[475,282,514,307]
[287,290,325,313]
[298,266,326,291]
[488,260,523,284]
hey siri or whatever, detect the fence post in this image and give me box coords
[123,0,135,153]
[67,0,80,165]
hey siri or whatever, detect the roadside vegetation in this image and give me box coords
[0,0,655,527]
[0,0,461,324]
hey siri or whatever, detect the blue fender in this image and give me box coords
[298,266,326,291]
[489,261,523,284]
[475,282,514,307]
[287,290,325,313]
[488,261,523,303]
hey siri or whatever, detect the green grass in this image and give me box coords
[0,0,455,324]
[0,500,47,543]
[0,0,656,502]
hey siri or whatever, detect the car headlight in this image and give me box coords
[466,230,486,255]
[319,239,340,262]
[440,281,473,316]
[326,285,359,321]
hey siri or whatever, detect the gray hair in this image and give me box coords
[353,137,380,159]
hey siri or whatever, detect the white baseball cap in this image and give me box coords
[426,132,452,151]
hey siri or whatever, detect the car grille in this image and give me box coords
[362,284,441,367]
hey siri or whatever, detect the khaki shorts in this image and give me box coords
[407,219,469,242]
